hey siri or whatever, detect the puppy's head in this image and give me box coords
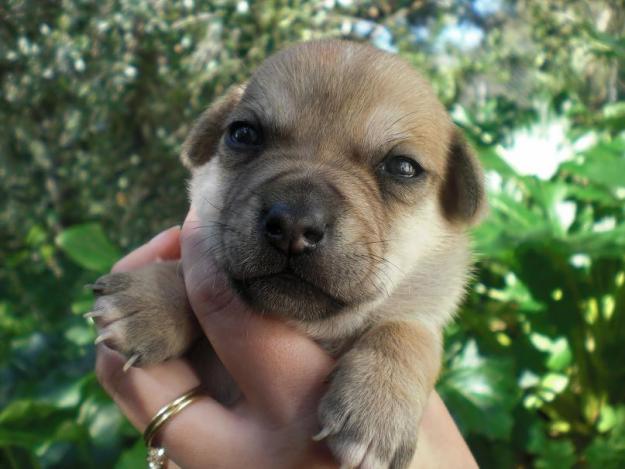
[184,41,485,322]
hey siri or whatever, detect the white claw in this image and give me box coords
[83,311,101,319]
[123,354,140,372]
[94,332,112,345]
[312,427,333,442]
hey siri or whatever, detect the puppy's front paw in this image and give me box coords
[316,358,422,469]
[89,261,198,368]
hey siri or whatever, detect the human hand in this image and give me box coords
[95,213,477,468]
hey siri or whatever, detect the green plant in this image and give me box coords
[1,0,624,467]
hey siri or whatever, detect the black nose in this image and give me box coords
[262,202,327,254]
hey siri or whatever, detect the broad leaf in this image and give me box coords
[56,224,120,272]
[438,341,520,440]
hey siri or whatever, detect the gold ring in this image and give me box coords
[143,386,204,468]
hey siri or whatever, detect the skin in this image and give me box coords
[95,221,478,469]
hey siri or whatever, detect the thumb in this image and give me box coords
[181,208,333,423]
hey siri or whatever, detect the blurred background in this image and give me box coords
[1,0,624,467]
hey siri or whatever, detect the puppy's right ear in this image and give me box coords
[439,128,487,226]
[180,84,246,169]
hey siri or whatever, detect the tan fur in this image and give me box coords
[91,261,199,365]
[317,322,442,468]
[92,40,486,468]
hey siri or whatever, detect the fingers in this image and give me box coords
[411,392,478,469]
[95,345,254,469]
[181,208,334,423]
[112,225,181,273]
[95,344,202,431]
[98,225,251,465]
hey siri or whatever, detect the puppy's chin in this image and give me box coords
[229,272,349,322]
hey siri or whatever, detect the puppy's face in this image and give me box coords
[184,41,484,322]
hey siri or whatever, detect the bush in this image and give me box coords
[1,1,624,467]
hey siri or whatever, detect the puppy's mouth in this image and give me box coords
[229,267,347,317]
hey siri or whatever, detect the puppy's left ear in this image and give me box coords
[439,128,487,225]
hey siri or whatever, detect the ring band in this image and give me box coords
[143,386,204,468]
[144,385,204,445]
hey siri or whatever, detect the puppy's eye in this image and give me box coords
[381,156,424,179]
[226,121,262,148]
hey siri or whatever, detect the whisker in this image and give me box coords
[365,253,403,274]
[192,221,241,235]
[201,195,224,212]
[344,252,397,291]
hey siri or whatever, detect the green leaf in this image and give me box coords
[0,401,57,426]
[65,323,95,347]
[115,438,146,469]
[528,425,576,469]
[567,224,625,257]
[0,429,42,448]
[56,223,121,272]
[546,338,572,372]
[561,138,625,191]
[478,146,518,178]
[578,157,625,191]
[529,334,572,371]
[438,341,520,440]
[586,407,625,469]
[0,400,76,451]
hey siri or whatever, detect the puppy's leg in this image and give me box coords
[317,321,441,469]
[89,261,200,368]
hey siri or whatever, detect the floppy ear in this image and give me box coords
[439,128,487,225]
[180,84,246,169]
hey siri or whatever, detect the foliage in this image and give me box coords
[1,0,624,467]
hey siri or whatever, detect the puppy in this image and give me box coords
[91,40,485,468]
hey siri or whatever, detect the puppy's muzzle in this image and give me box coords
[223,173,366,318]
[259,178,337,256]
